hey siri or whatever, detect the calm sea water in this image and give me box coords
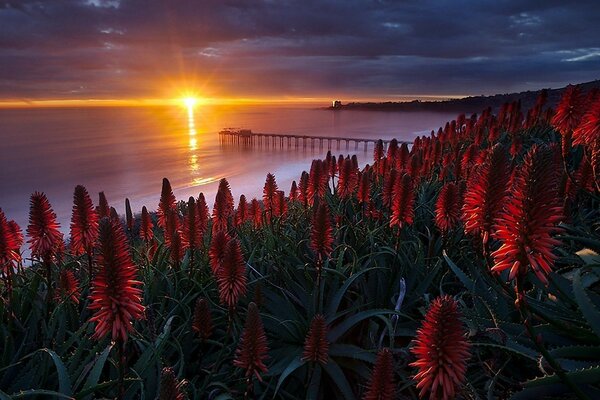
[0,105,457,236]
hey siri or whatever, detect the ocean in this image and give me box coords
[0,104,457,239]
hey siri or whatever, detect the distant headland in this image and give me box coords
[328,79,600,113]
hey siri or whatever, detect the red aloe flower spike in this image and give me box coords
[166,210,187,265]
[552,85,584,157]
[263,173,278,221]
[328,152,338,180]
[337,157,359,199]
[125,198,133,232]
[0,209,21,270]
[157,178,177,230]
[97,191,110,219]
[139,206,154,242]
[209,229,230,275]
[435,182,462,234]
[89,217,145,343]
[196,193,210,238]
[289,181,298,202]
[386,139,399,163]
[302,314,329,365]
[389,173,415,229]
[236,194,248,226]
[462,144,510,245]
[28,192,62,261]
[55,269,80,304]
[158,367,187,400]
[363,348,396,400]
[249,198,263,228]
[410,295,470,400]
[382,168,397,208]
[212,180,234,233]
[192,297,214,340]
[310,203,334,259]
[8,220,23,249]
[183,197,202,250]
[234,302,269,382]
[357,169,371,205]
[298,171,310,207]
[373,139,384,162]
[491,145,564,285]
[308,159,328,205]
[397,142,410,171]
[273,190,287,218]
[216,238,247,310]
[70,185,99,256]
[573,97,600,147]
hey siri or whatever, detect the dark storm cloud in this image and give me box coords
[1,0,599,99]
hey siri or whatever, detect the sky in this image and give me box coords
[1,0,599,103]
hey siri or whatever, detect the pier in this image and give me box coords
[218,129,411,151]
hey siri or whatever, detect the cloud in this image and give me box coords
[0,0,599,99]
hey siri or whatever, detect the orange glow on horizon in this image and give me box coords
[0,94,465,108]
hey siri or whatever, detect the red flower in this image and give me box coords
[249,198,263,228]
[192,297,214,340]
[263,173,278,220]
[289,181,299,202]
[308,159,328,205]
[234,302,269,381]
[491,145,563,285]
[337,157,359,199]
[435,182,462,234]
[209,230,230,274]
[97,191,110,219]
[298,171,310,207]
[158,367,187,400]
[157,178,177,230]
[460,144,479,178]
[125,198,133,232]
[397,143,410,171]
[302,314,329,365]
[272,190,287,218]
[0,209,21,270]
[462,145,510,245]
[363,348,396,400]
[196,193,209,239]
[70,185,99,256]
[55,269,80,304]
[573,98,600,147]
[139,206,154,242]
[89,217,144,342]
[389,173,415,229]
[216,238,247,309]
[552,85,584,158]
[552,85,584,136]
[310,203,334,259]
[357,169,371,204]
[27,192,62,260]
[183,197,202,250]
[166,210,187,264]
[373,139,384,163]
[212,179,234,233]
[235,194,248,226]
[410,295,470,400]
[8,220,23,249]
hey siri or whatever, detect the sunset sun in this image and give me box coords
[183,97,198,109]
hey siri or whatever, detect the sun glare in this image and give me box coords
[183,97,198,109]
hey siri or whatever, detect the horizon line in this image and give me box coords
[0,94,466,109]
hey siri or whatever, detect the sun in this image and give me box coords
[183,97,197,108]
